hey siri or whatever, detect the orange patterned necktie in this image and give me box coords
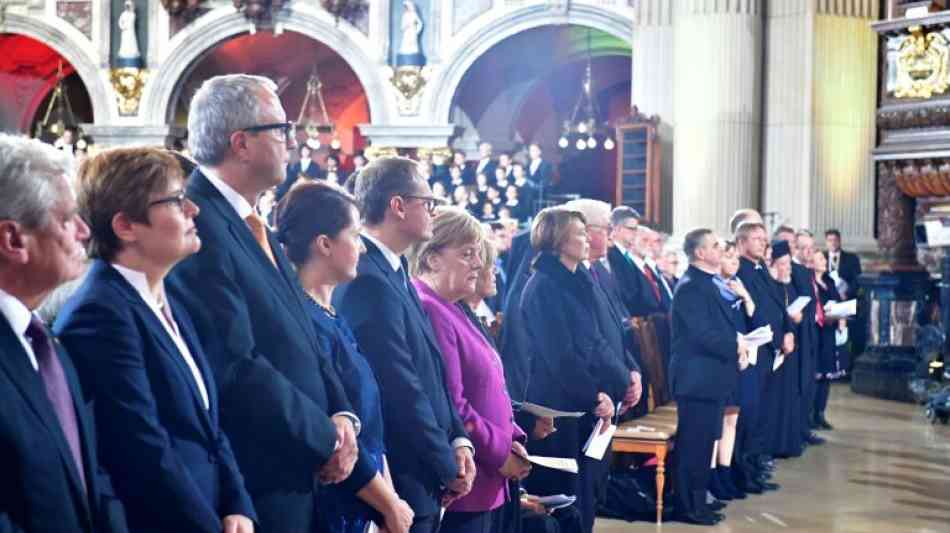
[245,213,276,267]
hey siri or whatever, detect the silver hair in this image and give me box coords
[0,133,74,229]
[187,74,278,166]
[563,198,611,227]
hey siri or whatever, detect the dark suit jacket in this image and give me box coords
[824,250,861,295]
[54,261,256,533]
[606,246,663,317]
[168,170,372,531]
[589,260,642,374]
[527,159,553,189]
[474,159,497,183]
[669,266,741,401]
[790,260,820,371]
[333,238,468,517]
[0,316,128,533]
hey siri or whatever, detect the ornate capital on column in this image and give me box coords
[383,64,433,116]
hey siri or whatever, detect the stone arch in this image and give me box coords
[3,12,116,124]
[426,4,634,125]
[140,5,391,126]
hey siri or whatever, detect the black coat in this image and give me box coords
[55,261,256,533]
[0,317,129,533]
[814,273,842,376]
[521,253,630,412]
[589,260,642,375]
[669,266,741,401]
[790,261,820,379]
[736,257,792,373]
[824,250,861,297]
[333,238,468,517]
[606,246,664,317]
[168,171,371,533]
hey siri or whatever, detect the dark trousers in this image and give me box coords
[800,350,817,435]
[736,359,761,458]
[441,510,493,533]
[411,513,442,533]
[253,490,314,533]
[814,380,830,415]
[672,397,722,516]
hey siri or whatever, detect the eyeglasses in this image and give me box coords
[401,195,442,216]
[240,122,296,143]
[147,191,188,210]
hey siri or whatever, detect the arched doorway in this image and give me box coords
[448,25,631,201]
[0,33,93,137]
[170,30,370,156]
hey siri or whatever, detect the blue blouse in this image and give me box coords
[309,300,386,533]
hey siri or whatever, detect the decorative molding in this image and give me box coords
[383,65,433,116]
[679,0,762,16]
[893,25,950,99]
[358,124,456,148]
[877,102,950,128]
[110,67,149,115]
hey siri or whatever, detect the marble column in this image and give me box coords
[671,0,763,237]
[762,0,879,251]
[632,0,674,231]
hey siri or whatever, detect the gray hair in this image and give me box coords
[187,74,278,166]
[0,133,73,229]
[563,198,611,227]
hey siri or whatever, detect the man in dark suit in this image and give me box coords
[824,229,861,299]
[669,228,746,525]
[54,147,256,533]
[527,143,553,207]
[791,230,826,444]
[735,222,792,490]
[474,142,497,188]
[167,75,370,533]
[276,144,323,201]
[334,157,474,533]
[606,207,665,317]
[0,134,128,533]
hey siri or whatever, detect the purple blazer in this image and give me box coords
[413,280,525,513]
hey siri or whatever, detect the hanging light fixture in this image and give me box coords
[557,29,615,152]
[35,61,81,143]
[296,65,341,151]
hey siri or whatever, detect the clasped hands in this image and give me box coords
[441,447,476,507]
[317,414,359,485]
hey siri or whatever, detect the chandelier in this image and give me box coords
[557,30,615,152]
[296,66,341,151]
[35,61,81,142]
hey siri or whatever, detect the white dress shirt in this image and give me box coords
[111,263,210,410]
[200,166,254,220]
[529,159,541,176]
[0,288,39,371]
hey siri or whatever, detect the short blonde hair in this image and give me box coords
[479,231,498,269]
[531,206,586,254]
[409,206,483,275]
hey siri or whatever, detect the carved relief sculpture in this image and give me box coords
[894,25,950,98]
[110,67,149,116]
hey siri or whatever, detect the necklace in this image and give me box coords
[306,290,336,317]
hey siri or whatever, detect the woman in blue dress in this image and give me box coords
[276,180,414,533]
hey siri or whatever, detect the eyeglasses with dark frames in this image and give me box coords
[240,122,296,143]
[401,195,443,216]
[147,191,188,210]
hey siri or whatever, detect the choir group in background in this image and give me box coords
[0,73,861,533]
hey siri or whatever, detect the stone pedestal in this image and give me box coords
[671,0,762,236]
[81,124,184,148]
[852,271,933,402]
[358,124,456,149]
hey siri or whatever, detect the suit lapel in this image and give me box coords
[0,320,91,513]
[102,264,215,440]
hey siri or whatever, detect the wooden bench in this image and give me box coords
[611,402,678,524]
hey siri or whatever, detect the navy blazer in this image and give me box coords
[590,260,642,374]
[736,257,792,372]
[606,246,664,317]
[0,316,128,533]
[333,238,468,517]
[54,261,256,533]
[527,160,553,189]
[669,266,742,401]
[168,170,371,531]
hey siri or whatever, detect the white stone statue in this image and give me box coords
[117,0,141,63]
[398,0,423,56]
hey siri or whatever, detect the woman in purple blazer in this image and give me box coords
[409,207,530,533]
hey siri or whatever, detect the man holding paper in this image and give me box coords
[669,229,747,525]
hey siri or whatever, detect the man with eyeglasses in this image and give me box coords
[168,74,369,533]
[606,206,664,318]
[334,157,475,533]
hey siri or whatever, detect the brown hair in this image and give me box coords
[408,206,483,276]
[276,180,359,267]
[531,206,586,254]
[77,147,184,261]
